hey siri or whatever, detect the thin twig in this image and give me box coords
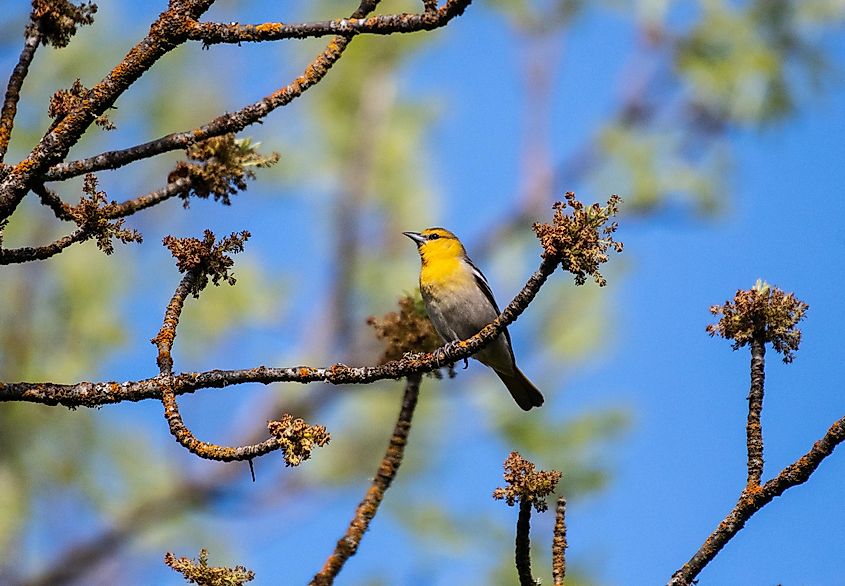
[1,255,559,407]
[310,374,422,585]
[552,496,567,585]
[0,227,90,264]
[516,500,537,586]
[668,415,845,586]
[32,182,74,221]
[746,338,765,486]
[0,26,41,162]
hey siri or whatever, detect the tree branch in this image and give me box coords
[311,373,422,585]
[186,0,472,46]
[516,500,537,586]
[43,0,390,182]
[671,284,821,584]
[0,27,42,162]
[668,415,845,586]
[150,241,330,464]
[0,226,90,264]
[552,496,567,585]
[746,338,765,486]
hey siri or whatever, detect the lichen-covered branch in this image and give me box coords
[552,496,567,585]
[0,226,90,264]
[0,27,42,162]
[746,338,765,486]
[43,0,386,182]
[149,230,330,464]
[186,0,472,46]
[311,374,422,585]
[668,415,845,586]
[0,254,553,405]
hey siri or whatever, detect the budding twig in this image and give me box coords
[669,283,824,585]
[493,452,562,586]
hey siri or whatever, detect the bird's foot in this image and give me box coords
[434,341,460,367]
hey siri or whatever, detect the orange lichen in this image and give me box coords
[255,22,283,33]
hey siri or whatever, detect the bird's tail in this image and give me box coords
[495,366,544,411]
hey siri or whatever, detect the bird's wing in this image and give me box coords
[464,254,514,351]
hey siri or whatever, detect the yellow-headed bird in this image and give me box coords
[404,228,544,410]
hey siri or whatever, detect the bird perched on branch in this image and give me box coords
[404,228,544,410]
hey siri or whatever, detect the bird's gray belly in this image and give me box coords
[422,291,515,374]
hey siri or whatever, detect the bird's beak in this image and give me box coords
[403,231,426,246]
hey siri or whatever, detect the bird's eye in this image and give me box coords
[428,233,440,240]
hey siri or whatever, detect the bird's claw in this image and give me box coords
[434,341,460,368]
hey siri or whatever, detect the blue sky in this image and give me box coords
[3,1,845,584]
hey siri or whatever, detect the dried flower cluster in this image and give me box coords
[47,78,86,122]
[267,413,331,467]
[164,549,254,586]
[70,174,142,254]
[493,451,562,513]
[162,230,250,297]
[168,135,280,207]
[367,294,455,378]
[707,280,809,363]
[533,192,623,286]
[30,0,97,48]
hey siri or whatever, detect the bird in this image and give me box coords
[403,227,544,410]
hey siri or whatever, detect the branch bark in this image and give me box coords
[0,1,217,221]
[746,338,766,486]
[0,27,42,162]
[552,496,567,585]
[516,500,537,586]
[668,415,845,586]
[311,374,422,585]
[185,0,472,45]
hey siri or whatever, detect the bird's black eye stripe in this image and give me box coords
[427,233,440,240]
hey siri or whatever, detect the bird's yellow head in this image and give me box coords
[403,227,466,266]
